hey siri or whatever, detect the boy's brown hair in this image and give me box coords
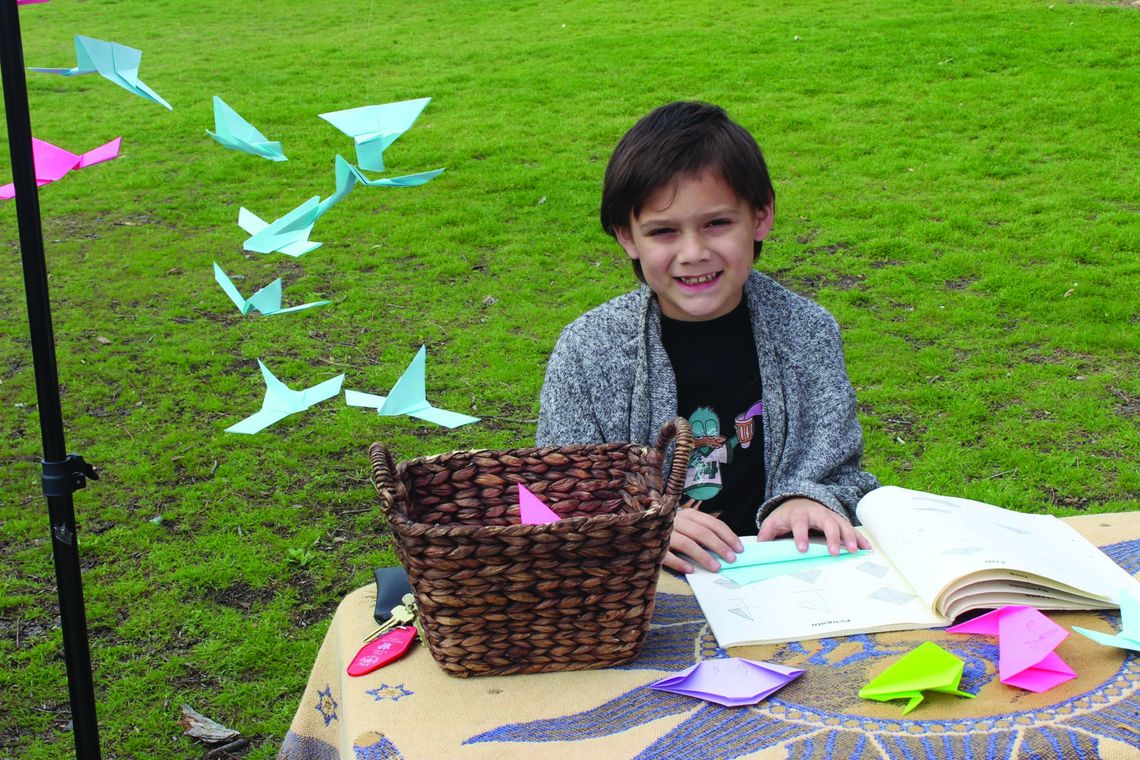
[600,102,776,282]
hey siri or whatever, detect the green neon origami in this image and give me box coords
[858,642,975,714]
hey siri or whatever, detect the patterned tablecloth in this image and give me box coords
[280,513,1140,759]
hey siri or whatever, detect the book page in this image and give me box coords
[855,486,1134,617]
[685,531,944,647]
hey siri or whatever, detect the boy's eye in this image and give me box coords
[706,218,732,228]
[647,227,674,237]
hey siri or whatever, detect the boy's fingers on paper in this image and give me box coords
[677,508,743,556]
[819,518,843,556]
[662,550,693,575]
[670,510,740,571]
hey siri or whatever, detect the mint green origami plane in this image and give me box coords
[207,96,286,162]
[1074,587,1140,653]
[30,35,171,110]
[238,196,322,257]
[316,154,444,216]
[227,360,344,434]
[238,155,443,255]
[318,97,431,173]
[213,263,328,316]
[345,346,479,429]
[718,540,866,586]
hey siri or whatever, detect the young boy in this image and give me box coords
[536,101,879,574]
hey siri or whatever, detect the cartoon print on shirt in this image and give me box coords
[683,401,763,502]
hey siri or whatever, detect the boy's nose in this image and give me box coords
[677,233,709,263]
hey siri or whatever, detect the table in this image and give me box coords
[280,513,1139,759]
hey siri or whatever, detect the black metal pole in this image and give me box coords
[0,2,101,758]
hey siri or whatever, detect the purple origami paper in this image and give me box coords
[649,658,804,707]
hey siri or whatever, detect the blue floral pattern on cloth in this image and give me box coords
[465,539,1140,759]
[352,731,403,760]
[315,685,338,727]
[366,684,413,702]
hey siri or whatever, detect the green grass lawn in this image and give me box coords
[1,0,1137,756]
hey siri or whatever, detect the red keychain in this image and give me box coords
[347,626,418,677]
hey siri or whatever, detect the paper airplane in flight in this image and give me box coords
[207,96,286,161]
[30,35,172,110]
[345,345,478,429]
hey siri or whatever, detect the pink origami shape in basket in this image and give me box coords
[518,484,560,525]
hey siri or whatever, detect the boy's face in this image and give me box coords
[615,172,773,322]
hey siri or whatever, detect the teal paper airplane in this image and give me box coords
[718,539,866,586]
[30,35,171,110]
[1074,588,1140,653]
[345,345,479,429]
[207,96,286,161]
[318,97,431,172]
[213,263,328,316]
[316,154,444,216]
[238,196,322,257]
[226,360,344,434]
[238,155,443,255]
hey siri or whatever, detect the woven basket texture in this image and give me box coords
[370,418,692,677]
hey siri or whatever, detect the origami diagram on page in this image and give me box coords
[319,97,431,173]
[948,605,1076,692]
[226,360,344,434]
[207,96,286,161]
[238,155,443,255]
[649,658,804,707]
[344,345,479,429]
[858,641,975,714]
[0,136,121,199]
[30,35,172,110]
[717,539,866,586]
[213,263,329,316]
[519,485,560,525]
[1073,588,1140,652]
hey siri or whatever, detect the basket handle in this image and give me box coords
[369,441,399,502]
[655,417,693,499]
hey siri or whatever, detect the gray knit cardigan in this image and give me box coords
[536,270,879,530]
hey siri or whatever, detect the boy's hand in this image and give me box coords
[757,497,870,555]
[664,501,744,574]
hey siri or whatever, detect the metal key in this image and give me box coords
[363,603,415,642]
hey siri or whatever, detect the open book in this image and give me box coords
[686,486,1138,647]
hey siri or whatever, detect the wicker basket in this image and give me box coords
[370,418,692,677]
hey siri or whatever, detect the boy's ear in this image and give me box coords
[614,226,640,260]
[753,203,775,242]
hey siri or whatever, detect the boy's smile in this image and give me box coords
[616,172,773,322]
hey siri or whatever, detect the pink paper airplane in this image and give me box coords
[519,484,560,524]
[0,137,122,199]
[948,605,1076,692]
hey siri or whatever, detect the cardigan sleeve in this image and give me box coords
[756,309,879,526]
[535,326,607,446]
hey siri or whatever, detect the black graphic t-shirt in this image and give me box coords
[660,301,766,536]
